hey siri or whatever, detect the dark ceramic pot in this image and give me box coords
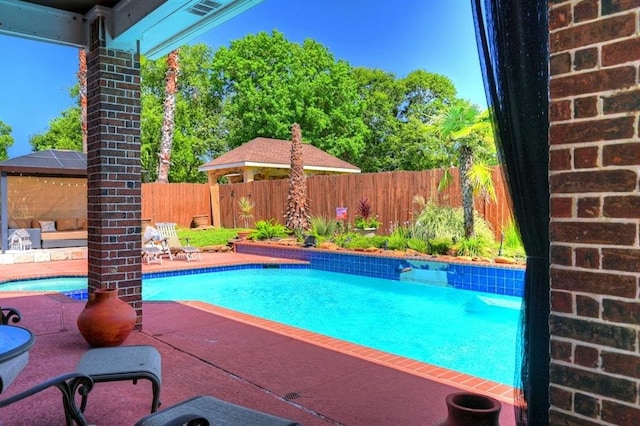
[439,392,501,426]
[77,288,136,347]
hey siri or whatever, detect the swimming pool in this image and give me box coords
[1,267,521,386]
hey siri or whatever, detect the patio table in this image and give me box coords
[0,325,35,393]
[0,325,34,364]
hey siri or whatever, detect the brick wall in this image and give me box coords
[549,1,640,424]
[86,44,143,329]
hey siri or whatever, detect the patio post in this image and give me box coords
[85,15,143,329]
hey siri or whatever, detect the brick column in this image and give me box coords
[86,43,142,329]
[548,1,640,424]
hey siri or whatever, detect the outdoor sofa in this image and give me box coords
[8,217,87,249]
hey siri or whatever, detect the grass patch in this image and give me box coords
[177,227,247,246]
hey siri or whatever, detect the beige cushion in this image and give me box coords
[56,218,78,231]
[9,218,32,229]
[39,220,56,233]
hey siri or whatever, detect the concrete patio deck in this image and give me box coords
[0,252,517,425]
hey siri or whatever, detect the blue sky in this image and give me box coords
[0,0,485,158]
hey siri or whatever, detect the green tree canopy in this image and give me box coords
[29,106,81,152]
[352,67,457,172]
[0,119,14,161]
[27,34,484,181]
[211,30,368,163]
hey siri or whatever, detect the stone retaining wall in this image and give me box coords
[0,247,88,265]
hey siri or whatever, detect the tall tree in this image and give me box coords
[285,123,310,233]
[352,67,457,172]
[211,30,368,163]
[429,100,496,238]
[0,120,14,160]
[141,44,224,183]
[78,48,88,153]
[157,49,180,183]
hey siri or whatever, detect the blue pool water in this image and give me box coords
[1,268,521,386]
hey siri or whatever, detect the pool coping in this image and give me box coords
[182,300,517,404]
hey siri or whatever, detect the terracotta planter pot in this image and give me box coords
[77,288,136,347]
[237,231,252,240]
[439,392,501,426]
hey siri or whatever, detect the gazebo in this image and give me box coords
[0,150,87,252]
[198,137,361,183]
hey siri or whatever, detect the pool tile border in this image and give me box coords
[235,243,525,297]
[183,300,517,405]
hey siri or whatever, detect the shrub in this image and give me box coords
[500,219,525,254]
[251,219,289,240]
[310,216,338,238]
[455,236,493,257]
[343,235,376,250]
[428,238,453,255]
[386,234,407,251]
[412,202,495,245]
[407,238,428,253]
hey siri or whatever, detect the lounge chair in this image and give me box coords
[155,223,201,262]
[142,225,170,263]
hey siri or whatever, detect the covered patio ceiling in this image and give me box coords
[0,0,263,58]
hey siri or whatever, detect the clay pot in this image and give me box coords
[439,392,501,426]
[77,288,136,347]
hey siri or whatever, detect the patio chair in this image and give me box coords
[142,225,171,262]
[135,395,301,426]
[0,310,93,426]
[155,223,201,262]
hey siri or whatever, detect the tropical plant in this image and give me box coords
[237,196,255,228]
[285,123,310,232]
[412,202,495,246]
[310,216,338,238]
[251,219,289,240]
[354,197,380,229]
[157,49,180,183]
[428,99,496,238]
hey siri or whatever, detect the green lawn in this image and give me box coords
[177,227,248,246]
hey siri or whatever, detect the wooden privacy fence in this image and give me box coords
[141,183,212,228]
[142,168,514,238]
[218,168,513,237]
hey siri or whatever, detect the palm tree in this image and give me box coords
[285,123,310,233]
[430,100,496,238]
[157,49,179,183]
[78,48,87,153]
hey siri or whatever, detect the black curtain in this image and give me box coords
[471,1,549,425]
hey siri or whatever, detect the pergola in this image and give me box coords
[0,0,264,328]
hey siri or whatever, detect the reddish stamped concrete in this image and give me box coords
[0,253,518,425]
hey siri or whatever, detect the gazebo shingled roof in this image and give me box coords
[199,137,361,173]
[0,149,87,176]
